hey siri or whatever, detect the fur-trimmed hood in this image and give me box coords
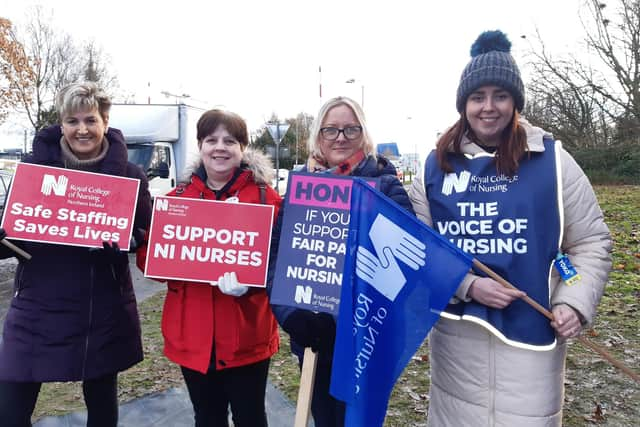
[181,147,275,184]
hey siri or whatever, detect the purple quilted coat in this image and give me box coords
[0,126,152,381]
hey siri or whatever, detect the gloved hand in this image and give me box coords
[129,228,147,253]
[89,241,121,258]
[216,272,249,297]
[101,241,124,262]
[89,241,126,281]
[0,228,32,261]
[282,310,336,353]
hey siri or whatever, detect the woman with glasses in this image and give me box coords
[409,30,611,425]
[268,96,414,427]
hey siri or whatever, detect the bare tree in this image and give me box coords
[524,0,640,147]
[21,6,61,130]
[6,6,119,132]
[525,32,609,148]
[82,41,118,89]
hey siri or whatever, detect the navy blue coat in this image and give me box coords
[268,155,414,359]
[0,126,152,382]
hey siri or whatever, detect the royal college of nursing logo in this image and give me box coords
[441,171,471,195]
[355,214,426,301]
[155,198,169,211]
[294,285,312,304]
[40,174,68,196]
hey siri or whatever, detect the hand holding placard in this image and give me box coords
[0,228,32,260]
[216,272,249,297]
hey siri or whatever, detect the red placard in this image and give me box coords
[144,196,274,287]
[1,163,140,249]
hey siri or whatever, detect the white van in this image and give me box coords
[109,104,203,198]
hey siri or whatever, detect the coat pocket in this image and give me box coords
[234,292,276,354]
[161,284,188,350]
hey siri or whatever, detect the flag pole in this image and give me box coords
[294,348,318,427]
[472,259,640,383]
[0,239,31,260]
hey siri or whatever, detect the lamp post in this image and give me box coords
[345,78,364,107]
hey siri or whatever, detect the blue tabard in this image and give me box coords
[425,139,561,350]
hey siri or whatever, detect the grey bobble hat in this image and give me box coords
[456,30,525,113]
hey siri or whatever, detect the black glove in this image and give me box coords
[282,311,336,353]
[129,228,146,253]
[101,241,123,261]
[0,228,30,261]
[90,241,127,281]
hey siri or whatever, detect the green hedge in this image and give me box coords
[570,142,640,184]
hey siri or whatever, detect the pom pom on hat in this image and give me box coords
[456,30,525,113]
[470,30,512,57]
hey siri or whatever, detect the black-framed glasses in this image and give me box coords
[320,126,363,141]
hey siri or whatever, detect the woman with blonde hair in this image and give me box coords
[269,96,414,427]
[0,81,152,427]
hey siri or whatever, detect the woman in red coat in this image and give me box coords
[138,109,281,427]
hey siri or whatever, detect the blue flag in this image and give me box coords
[329,179,473,426]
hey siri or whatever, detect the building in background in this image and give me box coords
[377,142,404,180]
[402,152,422,174]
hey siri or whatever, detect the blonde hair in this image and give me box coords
[56,81,111,121]
[307,96,374,165]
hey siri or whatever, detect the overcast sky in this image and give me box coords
[1,0,588,155]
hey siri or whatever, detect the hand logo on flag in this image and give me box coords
[355,214,427,301]
[330,180,474,427]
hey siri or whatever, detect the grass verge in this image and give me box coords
[32,185,639,426]
[32,292,183,421]
[271,185,640,426]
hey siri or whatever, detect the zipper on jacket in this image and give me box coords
[81,264,95,379]
[13,263,24,298]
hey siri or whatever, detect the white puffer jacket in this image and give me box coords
[409,120,612,426]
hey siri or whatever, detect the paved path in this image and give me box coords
[34,382,297,427]
[0,255,301,426]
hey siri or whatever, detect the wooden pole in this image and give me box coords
[294,348,318,427]
[1,239,31,260]
[472,259,640,384]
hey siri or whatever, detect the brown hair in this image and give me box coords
[435,110,528,176]
[197,109,249,147]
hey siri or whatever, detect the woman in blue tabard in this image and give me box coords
[409,30,612,426]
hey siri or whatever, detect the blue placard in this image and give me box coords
[270,172,378,314]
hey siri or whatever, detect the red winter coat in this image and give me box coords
[137,152,281,373]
